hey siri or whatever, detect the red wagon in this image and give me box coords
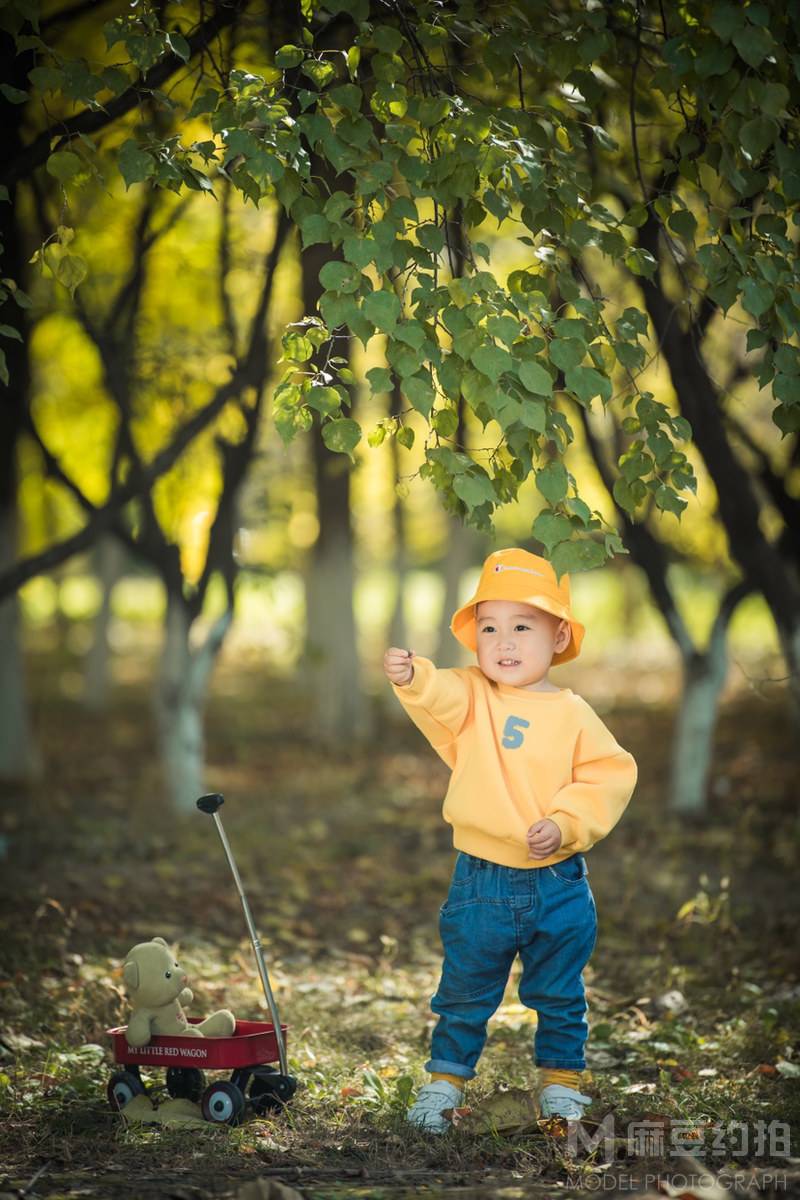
[106,1016,291,1124]
[106,793,298,1125]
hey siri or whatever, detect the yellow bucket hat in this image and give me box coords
[450,548,585,665]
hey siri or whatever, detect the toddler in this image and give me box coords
[383,547,637,1133]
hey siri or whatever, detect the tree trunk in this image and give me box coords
[153,592,232,812]
[637,216,800,719]
[0,32,40,780]
[0,507,42,781]
[83,536,125,710]
[669,580,752,812]
[387,378,408,652]
[300,172,371,744]
[435,519,486,667]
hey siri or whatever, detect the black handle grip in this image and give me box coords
[197,793,225,814]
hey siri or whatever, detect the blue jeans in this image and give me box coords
[425,851,598,1081]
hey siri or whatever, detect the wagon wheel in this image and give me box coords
[201,1080,246,1126]
[248,1066,298,1114]
[165,1067,206,1103]
[107,1068,146,1112]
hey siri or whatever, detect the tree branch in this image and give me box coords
[0,368,247,597]
[2,0,247,187]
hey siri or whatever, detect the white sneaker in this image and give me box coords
[406,1080,464,1133]
[538,1083,593,1120]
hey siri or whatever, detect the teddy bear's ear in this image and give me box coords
[152,937,169,947]
[123,960,139,990]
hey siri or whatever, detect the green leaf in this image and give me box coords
[624,248,658,278]
[535,461,568,505]
[166,31,190,62]
[318,260,361,293]
[322,417,361,455]
[396,424,415,449]
[667,210,697,241]
[732,25,772,67]
[432,407,459,437]
[518,359,553,396]
[363,290,401,332]
[519,398,547,432]
[187,88,219,117]
[46,150,82,184]
[404,372,435,417]
[329,83,362,113]
[342,235,375,269]
[461,367,495,409]
[301,59,336,88]
[470,344,511,382]
[549,338,584,371]
[654,485,688,518]
[741,277,774,318]
[53,253,88,296]
[0,84,28,104]
[275,44,304,68]
[453,470,496,510]
[773,402,800,436]
[739,116,777,160]
[0,324,22,340]
[366,366,392,392]
[487,316,522,346]
[299,213,331,248]
[306,386,341,415]
[281,331,314,362]
[551,538,606,578]
[709,2,746,41]
[118,140,154,189]
[564,366,612,406]
[417,95,450,127]
[372,25,405,54]
[28,66,64,92]
[417,223,445,253]
[533,510,573,553]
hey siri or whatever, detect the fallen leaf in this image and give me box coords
[450,1086,539,1135]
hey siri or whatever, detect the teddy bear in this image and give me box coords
[122,937,236,1048]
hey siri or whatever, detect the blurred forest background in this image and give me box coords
[0,0,798,1197]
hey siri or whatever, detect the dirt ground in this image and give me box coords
[0,641,798,1199]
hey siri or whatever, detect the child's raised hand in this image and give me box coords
[384,646,415,687]
[526,818,562,859]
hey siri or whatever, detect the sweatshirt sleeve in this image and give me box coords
[546,702,637,854]
[390,656,471,769]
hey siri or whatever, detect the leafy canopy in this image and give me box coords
[3,0,799,576]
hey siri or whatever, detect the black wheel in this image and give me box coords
[166,1067,206,1102]
[107,1069,146,1112]
[249,1069,298,1114]
[201,1080,246,1126]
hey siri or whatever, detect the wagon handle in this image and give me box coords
[196,793,289,1077]
[197,793,224,814]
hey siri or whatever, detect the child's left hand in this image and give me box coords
[526,818,562,859]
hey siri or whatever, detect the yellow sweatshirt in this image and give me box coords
[391,656,637,870]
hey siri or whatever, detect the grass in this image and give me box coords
[0,637,798,1198]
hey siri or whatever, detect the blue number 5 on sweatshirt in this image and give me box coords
[502,715,530,749]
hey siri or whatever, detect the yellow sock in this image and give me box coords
[539,1068,584,1090]
[430,1071,465,1092]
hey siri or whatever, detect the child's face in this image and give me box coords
[474,599,571,689]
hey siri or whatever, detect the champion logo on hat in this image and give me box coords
[493,564,546,578]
